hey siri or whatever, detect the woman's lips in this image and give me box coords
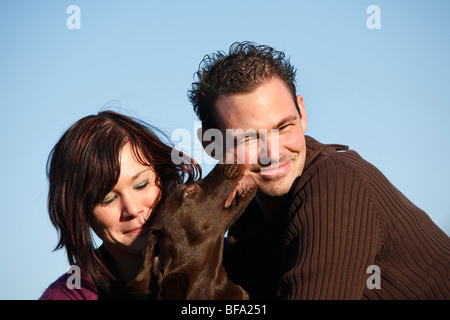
[125,226,144,234]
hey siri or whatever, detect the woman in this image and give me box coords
[39,111,200,299]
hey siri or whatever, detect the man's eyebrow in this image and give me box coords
[275,115,298,129]
[132,168,151,180]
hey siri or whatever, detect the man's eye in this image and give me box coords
[279,123,292,131]
[237,136,257,146]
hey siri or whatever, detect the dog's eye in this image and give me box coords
[183,185,196,198]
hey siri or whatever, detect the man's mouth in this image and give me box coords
[258,161,290,178]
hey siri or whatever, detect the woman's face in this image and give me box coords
[91,143,161,255]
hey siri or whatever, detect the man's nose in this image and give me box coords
[258,130,280,166]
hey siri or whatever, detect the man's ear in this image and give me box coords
[296,94,308,133]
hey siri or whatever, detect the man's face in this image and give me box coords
[213,76,308,198]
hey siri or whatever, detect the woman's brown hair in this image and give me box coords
[46,110,201,290]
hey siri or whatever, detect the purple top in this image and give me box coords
[39,272,98,300]
[39,246,138,300]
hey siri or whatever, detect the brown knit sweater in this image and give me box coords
[224,136,450,299]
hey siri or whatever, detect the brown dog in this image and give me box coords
[126,163,256,299]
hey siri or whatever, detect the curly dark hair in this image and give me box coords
[188,41,299,131]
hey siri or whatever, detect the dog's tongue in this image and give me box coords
[224,175,249,208]
[224,190,237,208]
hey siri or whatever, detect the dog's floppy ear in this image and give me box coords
[158,271,188,300]
[126,232,159,295]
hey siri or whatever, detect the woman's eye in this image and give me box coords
[135,181,149,190]
[101,195,117,206]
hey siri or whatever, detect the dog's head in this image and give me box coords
[126,163,256,299]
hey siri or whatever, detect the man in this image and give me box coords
[188,42,450,299]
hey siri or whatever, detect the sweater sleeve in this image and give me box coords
[279,155,384,299]
[39,273,98,300]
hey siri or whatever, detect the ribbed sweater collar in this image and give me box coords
[303,135,349,173]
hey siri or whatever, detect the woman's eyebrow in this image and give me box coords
[132,168,151,180]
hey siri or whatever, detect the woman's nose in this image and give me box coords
[121,194,142,219]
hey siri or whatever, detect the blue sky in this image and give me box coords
[0,0,449,299]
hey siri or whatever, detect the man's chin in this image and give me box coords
[255,177,294,198]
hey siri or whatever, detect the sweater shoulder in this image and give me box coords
[291,145,387,246]
[295,146,388,220]
[39,272,98,300]
[301,143,387,193]
[291,145,382,224]
[298,145,368,188]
